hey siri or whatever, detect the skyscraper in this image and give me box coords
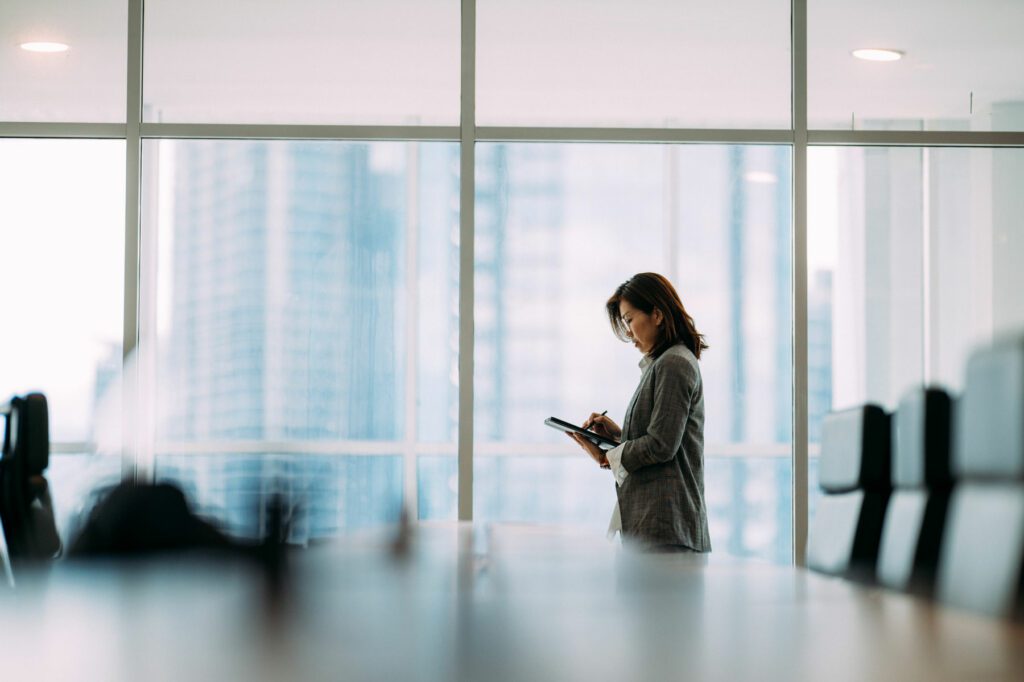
[159,141,410,539]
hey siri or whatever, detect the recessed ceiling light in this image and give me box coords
[20,41,70,53]
[744,171,778,184]
[852,48,903,62]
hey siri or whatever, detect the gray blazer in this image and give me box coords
[617,343,711,552]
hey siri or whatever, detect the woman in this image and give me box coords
[569,272,711,553]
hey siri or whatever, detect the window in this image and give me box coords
[474,143,793,563]
[143,140,459,539]
[0,1,127,122]
[0,139,125,537]
[810,0,1024,131]
[477,0,791,128]
[143,0,460,125]
[807,146,1024,510]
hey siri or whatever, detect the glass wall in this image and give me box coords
[807,146,1024,508]
[0,140,126,538]
[143,0,460,125]
[142,140,459,540]
[477,0,791,128]
[809,0,1024,131]
[473,144,793,562]
[2,0,1023,562]
[0,1,128,122]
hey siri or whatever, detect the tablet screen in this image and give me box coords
[544,416,618,451]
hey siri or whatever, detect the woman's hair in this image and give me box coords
[606,272,708,360]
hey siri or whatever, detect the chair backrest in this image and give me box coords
[818,404,891,494]
[808,405,892,581]
[937,336,1024,618]
[0,393,61,572]
[953,337,1024,480]
[892,388,953,489]
[877,387,953,593]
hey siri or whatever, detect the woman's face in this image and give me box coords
[619,299,662,355]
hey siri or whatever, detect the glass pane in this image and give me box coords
[0,1,127,122]
[0,140,125,443]
[707,458,792,562]
[477,0,791,128]
[474,143,793,563]
[417,455,457,521]
[808,147,925,418]
[143,140,459,535]
[46,453,122,542]
[143,0,460,125]
[810,0,1024,131]
[807,146,1024,494]
[157,454,402,542]
[475,457,613,531]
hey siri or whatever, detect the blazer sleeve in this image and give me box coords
[619,353,698,473]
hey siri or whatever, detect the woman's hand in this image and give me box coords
[581,413,621,442]
[567,433,610,469]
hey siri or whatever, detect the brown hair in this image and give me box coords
[606,272,708,360]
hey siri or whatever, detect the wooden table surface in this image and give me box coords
[2,523,1021,681]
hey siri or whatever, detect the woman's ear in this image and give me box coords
[653,308,664,326]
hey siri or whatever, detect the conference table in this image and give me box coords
[2,523,1022,681]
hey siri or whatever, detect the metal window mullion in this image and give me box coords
[807,130,1024,147]
[138,123,460,141]
[4,122,1024,147]
[792,0,809,567]
[122,0,145,482]
[404,142,421,519]
[922,148,931,383]
[457,0,476,522]
[0,123,126,138]
[477,126,793,144]
[50,439,793,458]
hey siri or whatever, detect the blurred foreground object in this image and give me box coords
[67,482,232,557]
[0,393,61,580]
[877,387,954,596]
[1,523,1021,681]
[938,334,1024,619]
[67,481,295,616]
[807,404,891,581]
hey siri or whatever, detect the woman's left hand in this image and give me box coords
[567,433,610,469]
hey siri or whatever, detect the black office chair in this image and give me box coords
[876,387,953,595]
[937,337,1024,619]
[807,404,891,582]
[0,393,62,576]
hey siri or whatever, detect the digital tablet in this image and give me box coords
[544,416,619,451]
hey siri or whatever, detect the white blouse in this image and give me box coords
[604,354,651,539]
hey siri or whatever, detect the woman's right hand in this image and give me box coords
[582,413,621,442]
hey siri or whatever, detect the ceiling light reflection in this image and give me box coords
[20,42,70,53]
[852,48,903,62]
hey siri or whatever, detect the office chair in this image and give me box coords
[876,387,953,595]
[937,336,1024,619]
[0,393,62,576]
[807,404,891,582]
